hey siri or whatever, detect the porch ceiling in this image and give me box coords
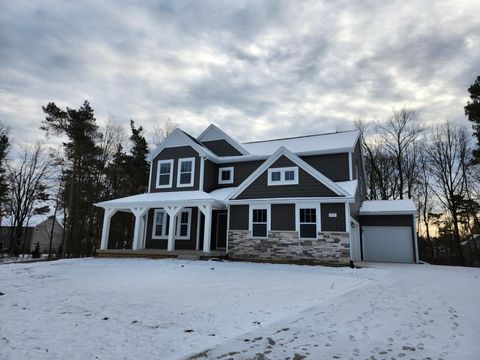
[94,187,237,210]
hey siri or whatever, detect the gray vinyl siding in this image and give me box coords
[149,146,201,192]
[236,156,338,199]
[302,153,349,181]
[321,203,346,231]
[203,160,264,192]
[271,204,296,231]
[145,207,198,250]
[202,139,243,156]
[229,205,249,230]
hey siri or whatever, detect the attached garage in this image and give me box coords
[359,200,418,263]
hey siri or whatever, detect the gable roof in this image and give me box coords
[228,146,352,200]
[148,128,216,162]
[197,124,249,155]
[241,130,360,156]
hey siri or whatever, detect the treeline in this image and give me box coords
[358,75,480,266]
[0,101,159,257]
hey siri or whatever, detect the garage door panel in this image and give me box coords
[362,226,413,263]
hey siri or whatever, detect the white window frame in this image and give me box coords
[175,208,192,240]
[218,166,234,184]
[152,209,168,239]
[152,208,192,240]
[267,167,299,186]
[249,204,270,239]
[295,203,321,240]
[156,159,174,189]
[177,157,196,187]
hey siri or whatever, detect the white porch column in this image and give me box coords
[199,204,212,253]
[164,205,183,251]
[131,207,148,250]
[100,208,117,250]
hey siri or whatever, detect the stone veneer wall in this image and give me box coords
[228,230,350,264]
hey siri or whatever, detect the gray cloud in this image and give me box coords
[0,0,478,148]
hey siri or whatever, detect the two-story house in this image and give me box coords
[96,124,418,264]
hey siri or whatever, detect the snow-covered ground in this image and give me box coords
[0,259,479,360]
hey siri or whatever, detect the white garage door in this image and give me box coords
[362,226,413,263]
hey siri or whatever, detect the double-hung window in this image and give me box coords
[153,210,168,239]
[177,158,195,187]
[298,207,318,239]
[176,209,192,239]
[250,205,269,238]
[267,167,299,185]
[157,160,173,188]
[218,167,234,184]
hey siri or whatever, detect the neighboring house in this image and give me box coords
[0,215,64,254]
[95,124,418,264]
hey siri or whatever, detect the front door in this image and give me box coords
[216,213,227,249]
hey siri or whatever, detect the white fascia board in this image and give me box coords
[228,147,351,200]
[359,210,418,216]
[197,124,250,155]
[228,197,355,205]
[147,129,212,162]
[94,198,220,209]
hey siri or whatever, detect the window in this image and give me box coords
[153,210,168,239]
[176,209,192,239]
[298,207,318,239]
[267,167,299,185]
[218,167,234,184]
[157,159,173,188]
[152,208,191,240]
[250,206,269,238]
[177,158,195,187]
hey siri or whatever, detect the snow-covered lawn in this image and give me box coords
[0,259,479,360]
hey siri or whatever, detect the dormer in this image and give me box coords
[197,124,249,157]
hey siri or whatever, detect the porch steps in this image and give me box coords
[176,255,200,260]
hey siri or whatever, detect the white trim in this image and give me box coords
[248,204,271,239]
[199,156,205,191]
[196,207,201,250]
[295,203,321,240]
[148,160,153,192]
[152,209,168,239]
[345,202,350,233]
[413,213,419,263]
[228,147,350,200]
[156,159,174,189]
[267,166,299,186]
[348,152,353,181]
[175,208,192,240]
[218,166,234,184]
[197,124,249,155]
[359,211,418,216]
[229,197,354,205]
[177,157,196,188]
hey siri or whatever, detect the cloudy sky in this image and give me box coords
[1,0,479,147]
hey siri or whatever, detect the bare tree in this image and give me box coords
[7,143,52,256]
[151,117,178,147]
[425,122,473,265]
[379,108,423,199]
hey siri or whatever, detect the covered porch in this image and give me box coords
[94,188,234,254]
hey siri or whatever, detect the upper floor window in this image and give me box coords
[267,166,299,186]
[156,159,174,188]
[218,167,234,184]
[177,158,195,187]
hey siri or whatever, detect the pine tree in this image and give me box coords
[465,75,480,160]
[127,120,149,194]
[41,101,103,257]
[0,123,10,221]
